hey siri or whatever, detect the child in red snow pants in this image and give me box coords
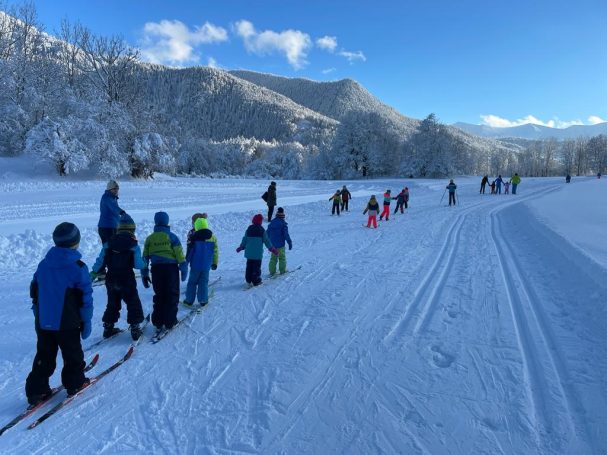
[367,215,378,228]
[379,205,390,221]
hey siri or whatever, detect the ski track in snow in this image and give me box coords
[0,176,606,454]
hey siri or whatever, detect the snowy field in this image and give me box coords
[0,161,606,454]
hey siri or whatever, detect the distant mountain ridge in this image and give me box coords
[453,121,607,140]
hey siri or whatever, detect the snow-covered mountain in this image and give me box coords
[453,121,607,140]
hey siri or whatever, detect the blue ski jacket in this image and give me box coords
[98,190,123,229]
[267,218,292,249]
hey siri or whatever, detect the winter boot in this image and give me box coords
[27,389,53,407]
[182,300,195,309]
[103,322,121,339]
[67,378,90,397]
[130,323,142,341]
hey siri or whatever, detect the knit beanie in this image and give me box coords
[53,222,81,248]
[154,211,169,227]
[194,217,208,231]
[118,213,136,231]
[106,180,119,190]
[276,207,285,219]
[252,214,264,225]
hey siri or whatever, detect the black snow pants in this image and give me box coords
[151,264,180,329]
[449,193,456,206]
[98,227,116,245]
[332,201,340,215]
[341,199,349,211]
[394,202,405,214]
[103,272,144,325]
[25,328,85,403]
[245,259,262,285]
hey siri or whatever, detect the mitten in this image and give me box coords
[211,264,218,271]
[89,271,98,281]
[288,241,293,250]
[236,246,243,253]
[270,247,279,256]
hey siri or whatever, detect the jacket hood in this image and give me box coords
[43,246,82,267]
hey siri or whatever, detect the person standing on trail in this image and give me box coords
[329,190,342,216]
[363,195,380,228]
[379,190,392,221]
[90,213,148,341]
[184,217,218,309]
[236,214,278,287]
[480,176,489,194]
[98,180,125,245]
[267,207,292,276]
[262,181,277,221]
[26,222,93,405]
[340,186,352,212]
[504,181,510,194]
[446,180,457,206]
[510,173,521,194]
[393,188,407,214]
[186,213,207,255]
[565,174,571,183]
[495,175,504,194]
[490,179,496,194]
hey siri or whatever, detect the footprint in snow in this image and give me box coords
[430,345,454,368]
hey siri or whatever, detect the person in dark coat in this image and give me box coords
[265,182,277,221]
[97,180,125,245]
[446,179,457,206]
[393,188,407,214]
[480,176,489,194]
[340,186,352,212]
[26,222,93,405]
[90,213,149,341]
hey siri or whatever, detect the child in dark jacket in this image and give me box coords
[90,213,149,341]
[267,207,293,275]
[143,212,187,331]
[393,189,407,214]
[236,214,278,286]
[329,190,341,216]
[363,195,380,228]
[26,222,93,405]
[184,217,218,307]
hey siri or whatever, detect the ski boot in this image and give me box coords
[103,322,121,339]
[130,323,142,341]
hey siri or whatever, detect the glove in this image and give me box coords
[89,271,98,281]
[211,264,217,271]
[288,242,293,251]
[81,321,92,340]
[270,247,279,256]
[236,246,243,253]
[142,276,151,288]
[181,268,188,282]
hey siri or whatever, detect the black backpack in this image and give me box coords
[261,191,268,202]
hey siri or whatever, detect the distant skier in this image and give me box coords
[597,172,601,179]
[26,222,93,405]
[143,212,187,331]
[403,187,410,208]
[393,188,407,214]
[236,214,278,286]
[495,175,504,194]
[490,180,496,194]
[97,180,125,245]
[329,190,342,216]
[504,181,510,194]
[480,176,489,194]
[262,181,277,221]
[90,213,148,341]
[379,190,392,221]
[565,174,571,183]
[184,217,218,308]
[340,185,352,212]
[363,195,380,228]
[510,173,521,194]
[446,179,457,206]
[267,207,293,276]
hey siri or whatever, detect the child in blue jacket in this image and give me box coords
[184,217,218,307]
[26,222,94,405]
[267,207,293,275]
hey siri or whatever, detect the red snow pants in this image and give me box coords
[380,205,390,220]
[367,215,378,228]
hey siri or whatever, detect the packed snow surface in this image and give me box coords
[0,168,606,454]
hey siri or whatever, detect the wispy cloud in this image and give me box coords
[480,114,588,129]
[140,19,227,65]
[322,67,337,74]
[588,115,607,125]
[207,57,220,69]
[316,36,337,52]
[338,50,366,63]
[234,20,311,69]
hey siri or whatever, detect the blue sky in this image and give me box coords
[13,0,607,127]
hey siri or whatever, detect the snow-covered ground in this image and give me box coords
[0,162,606,454]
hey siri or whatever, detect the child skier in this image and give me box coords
[236,214,278,286]
[363,195,380,228]
[329,190,342,216]
[186,212,207,253]
[379,190,392,221]
[393,188,407,214]
[267,207,293,276]
[490,180,496,194]
[143,212,187,331]
[26,222,93,405]
[90,213,149,341]
[340,186,352,212]
[184,217,218,308]
[504,181,510,194]
[404,187,410,209]
[446,179,457,206]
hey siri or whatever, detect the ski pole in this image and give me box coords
[440,189,446,205]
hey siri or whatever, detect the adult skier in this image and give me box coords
[379,190,392,221]
[480,176,489,194]
[97,180,125,245]
[263,181,277,221]
[495,175,504,194]
[510,173,521,194]
[340,186,352,212]
[446,179,457,206]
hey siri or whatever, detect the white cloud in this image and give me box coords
[338,50,366,63]
[207,57,220,69]
[140,19,227,66]
[588,115,607,125]
[322,67,336,74]
[316,36,337,52]
[234,20,311,69]
[480,114,587,129]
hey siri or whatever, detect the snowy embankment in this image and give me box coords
[0,164,606,454]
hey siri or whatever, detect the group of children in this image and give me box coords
[361,187,410,227]
[25,180,296,405]
[480,174,521,195]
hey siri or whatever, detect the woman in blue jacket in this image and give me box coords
[98,180,125,244]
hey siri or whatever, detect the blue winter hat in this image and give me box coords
[118,213,136,231]
[53,222,81,248]
[154,211,169,227]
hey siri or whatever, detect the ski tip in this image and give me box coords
[125,346,135,358]
[91,353,100,365]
